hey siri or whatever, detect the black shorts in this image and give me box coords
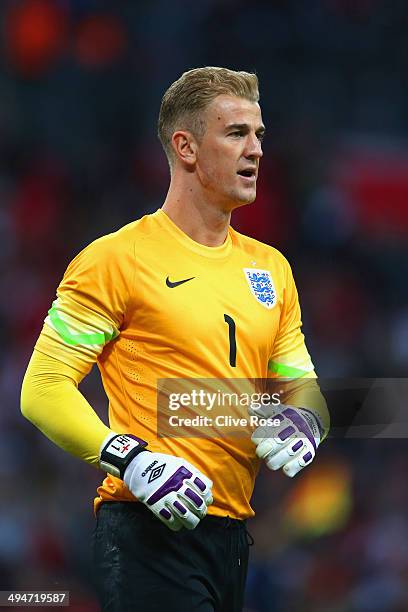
[92,502,251,612]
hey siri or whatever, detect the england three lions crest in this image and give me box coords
[243,268,277,309]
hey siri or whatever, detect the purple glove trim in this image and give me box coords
[282,408,317,451]
[128,435,149,446]
[159,508,171,520]
[185,488,203,508]
[173,501,187,515]
[146,466,193,506]
[194,477,206,492]
[279,426,295,441]
[292,440,303,453]
[303,451,313,463]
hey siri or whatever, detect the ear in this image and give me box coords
[171,130,198,167]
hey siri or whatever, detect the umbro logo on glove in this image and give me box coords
[147,463,166,483]
[141,460,158,477]
[100,433,213,531]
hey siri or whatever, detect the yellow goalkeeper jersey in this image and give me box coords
[36,209,324,519]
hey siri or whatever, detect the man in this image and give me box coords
[21,67,329,611]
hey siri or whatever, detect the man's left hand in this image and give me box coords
[250,404,322,477]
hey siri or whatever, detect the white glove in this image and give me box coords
[124,450,213,531]
[250,404,322,477]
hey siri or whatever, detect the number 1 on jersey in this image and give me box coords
[224,314,237,367]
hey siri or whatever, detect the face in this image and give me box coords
[194,94,265,209]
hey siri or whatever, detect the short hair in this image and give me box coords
[158,66,259,167]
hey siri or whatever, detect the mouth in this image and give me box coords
[237,168,257,183]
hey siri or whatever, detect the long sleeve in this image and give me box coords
[21,347,112,466]
[269,258,330,439]
[21,231,135,464]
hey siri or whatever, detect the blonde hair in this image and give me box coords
[158,66,259,166]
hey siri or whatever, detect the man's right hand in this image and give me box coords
[124,451,213,531]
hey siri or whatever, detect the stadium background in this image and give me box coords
[1,1,408,610]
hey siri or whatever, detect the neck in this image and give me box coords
[162,174,231,247]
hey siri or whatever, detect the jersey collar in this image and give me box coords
[154,209,233,259]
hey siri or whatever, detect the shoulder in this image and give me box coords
[70,211,161,266]
[229,225,291,270]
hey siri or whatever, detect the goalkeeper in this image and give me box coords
[21,66,329,612]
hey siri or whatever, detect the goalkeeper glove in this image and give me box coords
[100,433,213,531]
[250,404,322,477]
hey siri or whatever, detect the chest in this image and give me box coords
[126,249,283,365]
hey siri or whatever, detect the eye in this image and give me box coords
[257,132,265,142]
[229,131,244,138]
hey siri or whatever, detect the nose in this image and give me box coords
[245,133,263,160]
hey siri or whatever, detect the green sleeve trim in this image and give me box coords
[49,301,118,346]
[268,360,309,378]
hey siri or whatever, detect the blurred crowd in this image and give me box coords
[1,0,408,610]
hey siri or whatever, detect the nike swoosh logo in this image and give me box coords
[166,276,195,288]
